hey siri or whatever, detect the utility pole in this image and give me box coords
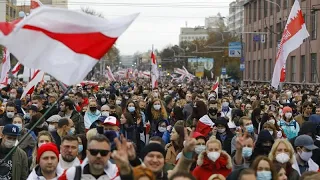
[240,33,244,87]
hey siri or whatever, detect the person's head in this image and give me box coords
[101,105,110,117]
[240,135,255,159]
[74,92,84,104]
[32,95,43,109]
[282,106,293,121]
[48,93,58,104]
[274,163,287,180]
[208,100,218,115]
[9,88,17,99]
[149,136,166,148]
[316,106,320,115]
[12,115,24,132]
[60,99,74,113]
[60,135,79,162]
[132,165,156,180]
[108,94,116,105]
[58,118,74,136]
[77,134,87,160]
[235,99,241,109]
[120,111,134,125]
[46,115,61,132]
[269,139,295,164]
[139,100,146,111]
[152,99,163,111]
[157,120,168,133]
[102,116,120,131]
[88,100,98,113]
[109,105,117,115]
[208,174,225,180]
[169,171,196,180]
[1,124,20,149]
[245,103,252,111]
[87,134,111,172]
[192,100,208,119]
[5,101,16,119]
[186,93,192,103]
[238,168,256,180]
[170,125,184,147]
[68,92,75,101]
[262,122,276,137]
[300,171,320,180]
[126,100,138,113]
[303,102,313,115]
[141,143,166,173]
[205,137,222,162]
[37,131,54,148]
[250,156,277,180]
[294,135,319,162]
[239,116,254,133]
[37,143,59,176]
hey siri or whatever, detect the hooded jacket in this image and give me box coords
[192,150,232,180]
[27,164,64,180]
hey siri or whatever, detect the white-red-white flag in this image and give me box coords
[105,66,116,81]
[0,7,138,85]
[12,63,21,77]
[212,77,219,95]
[151,51,159,89]
[20,70,45,99]
[271,0,309,88]
[30,0,43,11]
[0,48,11,88]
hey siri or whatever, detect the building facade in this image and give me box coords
[179,27,209,44]
[0,0,18,22]
[243,0,320,84]
[228,0,245,32]
[205,16,221,29]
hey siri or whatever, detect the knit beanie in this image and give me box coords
[141,143,165,160]
[282,106,292,114]
[37,143,59,163]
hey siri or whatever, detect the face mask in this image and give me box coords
[101,111,109,117]
[6,112,14,119]
[101,98,106,103]
[153,105,161,110]
[208,108,218,115]
[217,128,226,134]
[285,112,292,119]
[48,124,56,132]
[90,107,97,112]
[153,92,158,98]
[78,145,83,153]
[13,123,22,132]
[268,119,275,124]
[158,127,166,133]
[207,152,220,162]
[116,100,122,105]
[257,171,272,180]
[24,113,31,120]
[222,102,229,108]
[268,131,274,136]
[276,153,290,163]
[32,104,38,108]
[38,142,46,148]
[195,145,206,154]
[299,150,313,161]
[168,90,173,94]
[4,139,15,149]
[245,124,254,133]
[128,107,135,113]
[124,96,129,100]
[242,147,253,158]
[9,94,16,99]
[68,128,75,135]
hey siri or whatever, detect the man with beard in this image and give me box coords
[58,135,81,169]
[207,100,219,122]
[59,99,85,134]
[27,143,64,179]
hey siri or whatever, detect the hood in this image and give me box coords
[81,158,119,178]
[256,129,274,146]
[197,150,232,170]
[28,165,64,180]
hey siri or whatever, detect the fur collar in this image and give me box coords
[197,150,232,169]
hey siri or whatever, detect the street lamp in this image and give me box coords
[265,0,280,11]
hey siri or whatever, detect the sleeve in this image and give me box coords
[21,150,29,180]
[162,131,170,144]
[231,136,237,156]
[77,114,85,134]
[168,151,194,179]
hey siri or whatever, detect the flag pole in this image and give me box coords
[150,45,153,91]
[0,86,72,164]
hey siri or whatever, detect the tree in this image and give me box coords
[226,61,241,80]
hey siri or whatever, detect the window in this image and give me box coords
[254,31,257,51]
[258,1,261,20]
[258,60,261,80]
[270,2,273,15]
[253,61,256,80]
[276,23,282,41]
[311,53,317,83]
[264,28,268,49]
[264,1,268,18]
[249,4,252,24]
[264,59,267,80]
[276,0,281,12]
[284,0,288,9]
[269,59,273,80]
[301,55,306,82]
[253,2,257,22]
[248,61,251,79]
[269,26,273,48]
[291,56,296,82]
[248,34,251,52]
[258,30,261,51]
[311,11,317,40]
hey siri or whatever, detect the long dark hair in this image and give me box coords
[250,156,278,180]
[172,125,185,153]
[191,100,208,119]
[126,100,141,122]
[76,134,87,160]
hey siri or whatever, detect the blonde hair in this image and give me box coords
[268,139,295,164]
[151,98,168,120]
[86,128,98,140]
[208,174,226,180]
[206,136,222,149]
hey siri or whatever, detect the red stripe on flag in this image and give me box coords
[151,52,156,64]
[212,82,218,91]
[0,19,22,36]
[22,25,118,60]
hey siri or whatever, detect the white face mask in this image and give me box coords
[285,112,292,119]
[153,105,161,110]
[207,151,220,162]
[48,124,56,132]
[4,139,16,148]
[299,151,313,161]
[6,112,14,119]
[101,111,109,117]
[116,100,122,105]
[276,153,290,163]
[101,98,106,103]
[195,145,206,154]
[268,119,275,125]
[217,128,226,134]
[269,131,274,136]
[158,127,166,133]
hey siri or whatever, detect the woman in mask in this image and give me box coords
[279,106,300,140]
[190,132,207,171]
[250,156,277,180]
[30,131,55,171]
[192,136,232,179]
[76,134,87,161]
[268,139,299,180]
[251,108,263,134]
[147,98,168,133]
[152,120,170,144]
[165,125,184,165]
[84,100,101,130]
[213,117,234,155]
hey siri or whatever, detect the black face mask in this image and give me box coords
[209,108,218,115]
[260,105,265,109]
[90,107,97,112]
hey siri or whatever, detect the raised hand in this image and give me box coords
[111,134,131,174]
[183,127,197,153]
[235,128,248,150]
[211,126,217,136]
[127,141,136,161]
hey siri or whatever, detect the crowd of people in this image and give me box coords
[0,79,320,180]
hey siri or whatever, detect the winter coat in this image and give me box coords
[165,143,179,165]
[27,165,64,180]
[192,150,232,180]
[59,110,85,134]
[279,119,300,139]
[18,128,36,157]
[292,157,319,175]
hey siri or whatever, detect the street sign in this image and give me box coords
[240,57,245,63]
[221,67,227,75]
[229,42,242,57]
[261,34,266,43]
[240,63,245,71]
[253,35,261,42]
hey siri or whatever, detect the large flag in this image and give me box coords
[271,0,309,88]
[151,51,159,89]
[30,0,43,10]
[0,48,10,88]
[212,77,219,95]
[105,66,116,81]
[11,63,21,77]
[20,70,44,99]
[0,7,138,85]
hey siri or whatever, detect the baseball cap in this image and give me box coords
[3,124,20,136]
[103,116,119,126]
[46,115,61,123]
[294,135,319,150]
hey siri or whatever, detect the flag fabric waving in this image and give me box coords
[30,0,43,11]
[212,77,219,95]
[0,7,138,85]
[271,0,309,88]
[0,48,11,88]
[20,70,45,99]
[151,51,159,89]
[11,63,21,77]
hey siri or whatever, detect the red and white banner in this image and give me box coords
[105,66,116,81]
[12,63,21,77]
[0,48,11,88]
[151,51,159,89]
[30,0,43,11]
[0,7,138,85]
[212,77,219,95]
[271,0,309,88]
[20,70,45,99]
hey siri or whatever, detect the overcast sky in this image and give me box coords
[20,0,234,55]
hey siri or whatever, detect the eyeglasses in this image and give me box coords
[88,149,110,156]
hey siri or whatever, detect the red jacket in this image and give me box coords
[75,98,89,112]
[192,150,232,180]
